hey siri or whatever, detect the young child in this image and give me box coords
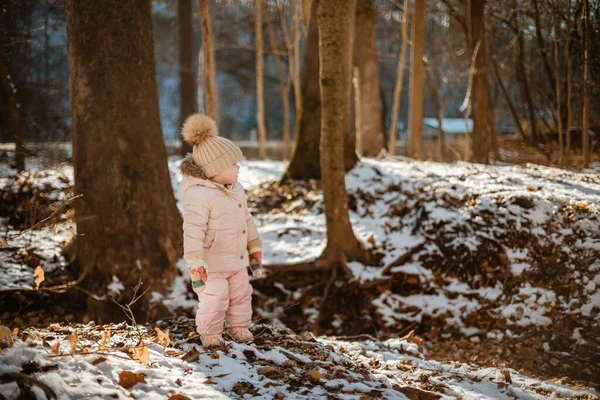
[178,113,263,347]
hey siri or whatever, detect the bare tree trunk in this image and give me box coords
[408,0,425,160]
[284,4,321,180]
[179,0,195,156]
[493,60,527,143]
[0,48,25,172]
[565,0,572,161]
[552,1,563,166]
[388,0,410,156]
[425,67,446,161]
[199,0,218,121]
[532,0,556,106]
[255,0,267,160]
[293,0,303,115]
[582,0,590,167]
[353,67,363,156]
[469,0,494,164]
[267,5,291,160]
[317,0,371,269]
[353,0,384,157]
[66,0,183,322]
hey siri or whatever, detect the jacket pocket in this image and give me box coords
[210,230,238,256]
[204,230,217,251]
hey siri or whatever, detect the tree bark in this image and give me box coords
[256,0,267,160]
[66,0,183,322]
[199,0,218,121]
[469,0,494,164]
[388,0,410,156]
[582,0,590,167]
[317,0,371,268]
[408,0,425,160]
[284,4,322,180]
[565,0,572,160]
[0,47,25,173]
[267,5,291,160]
[552,1,563,166]
[179,0,196,156]
[352,0,384,157]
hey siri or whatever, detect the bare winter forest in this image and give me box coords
[0,0,599,399]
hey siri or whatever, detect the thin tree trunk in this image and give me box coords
[353,0,384,157]
[353,67,363,156]
[256,0,267,160]
[267,4,291,160]
[199,0,218,121]
[565,0,572,160]
[552,1,563,166]
[179,0,195,156]
[582,0,590,167]
[66,0,183,322]
[0,48,25,172]
[293,0,303,115]
[469,0,494,164]
[425,67,445,161]
[388,0,410,156]
[532,0,556,105]
[493,60,527,142]
[408,0,425,160]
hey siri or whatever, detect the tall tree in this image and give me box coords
[179,0,196,156]
[255,0,267,160]
[0,47,25,172]
[199,0,218,121]
[469,0,495,164]
[551,0,563,165]
[66,0,183,321]
[388,0,410,156]
[267,4,292,160]
[283,4,321,180]
[408,0,425,160]
[317,0,373,272]
[353,0,384,157]
[581,0,590,167]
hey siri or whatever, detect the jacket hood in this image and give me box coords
[178,154,241,200]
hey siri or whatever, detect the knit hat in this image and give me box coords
[181,114,243,178]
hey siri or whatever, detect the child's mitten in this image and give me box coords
[187,259,208,294]
[249,250,263,277]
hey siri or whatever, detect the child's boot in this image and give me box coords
[228,327,253,343]
[200,334,224,348]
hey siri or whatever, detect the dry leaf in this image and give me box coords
[307,369,324,381]
[99,330,111,351]
[168,395,191,400]
[51,342,60,355]
[0,325,14,346]
[68,331,78,357]
[129,344,149,366]
[33,266,45,290]
[203,378,217,385]
[0,237,8,248]
[118,371,147,389]
[155,327,170,353]
[11,328,18,336]
[181,348,200,363]
[501,369,512,384]
[91,356,107,366]
[53,224,59,236]
[209,350,220,359]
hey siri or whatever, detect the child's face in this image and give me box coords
[212,162,240,185]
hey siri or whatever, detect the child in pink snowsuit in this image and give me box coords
[178,113,263,347]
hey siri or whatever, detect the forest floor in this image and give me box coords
[1,144,599,398]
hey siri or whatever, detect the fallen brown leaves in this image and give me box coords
[118,371,147,389]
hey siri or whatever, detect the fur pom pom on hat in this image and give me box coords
[181,113,218,145]
[181,113,243,179]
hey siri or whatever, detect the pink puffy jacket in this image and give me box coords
[179,155,261,273]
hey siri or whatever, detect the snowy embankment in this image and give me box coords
[1,320,598,399]
[1,155,600,396]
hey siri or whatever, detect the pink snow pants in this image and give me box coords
[195,268,253,335]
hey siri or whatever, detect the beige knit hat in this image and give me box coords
[181,114,243,178]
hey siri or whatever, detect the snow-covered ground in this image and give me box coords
[0,321,598,399]
[1,154,600,397]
